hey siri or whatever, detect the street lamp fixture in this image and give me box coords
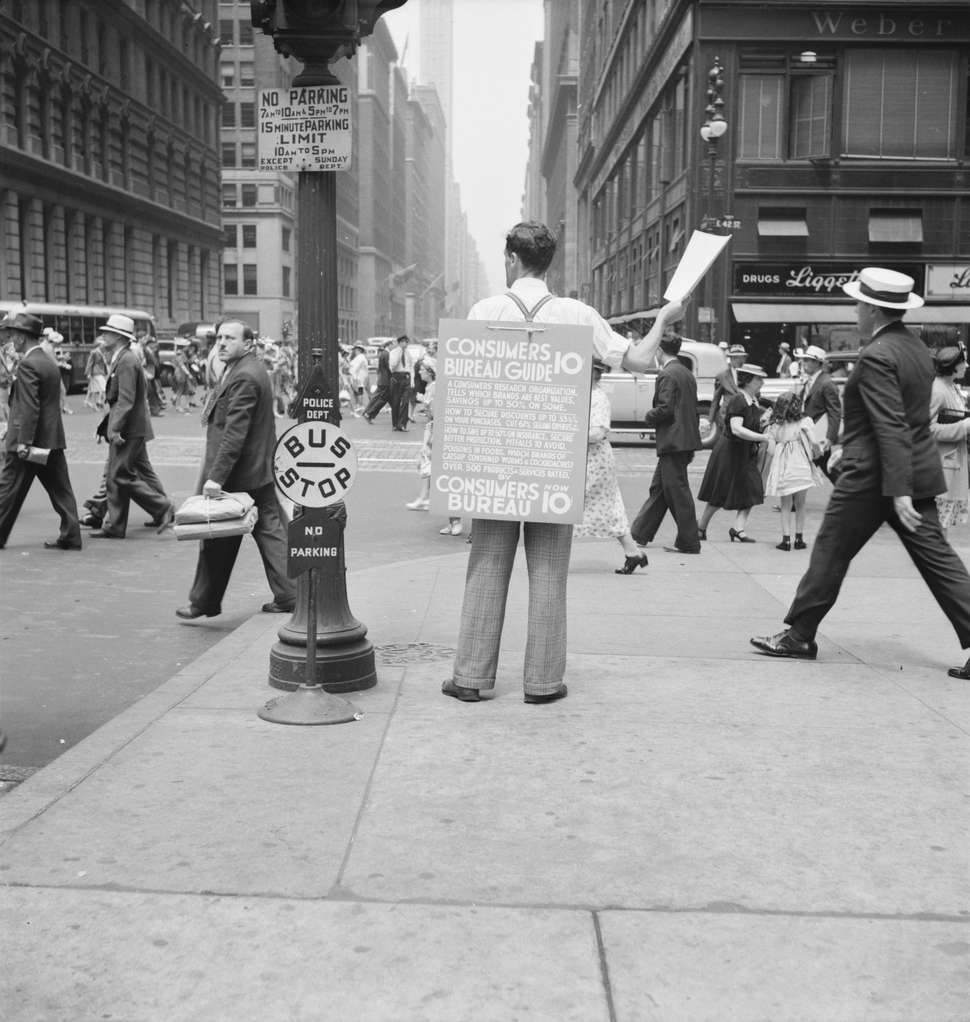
[700,56,728,344]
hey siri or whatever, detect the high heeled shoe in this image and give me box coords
[615,552,649,574]
[729,528,756,543]
[776,539,791,551]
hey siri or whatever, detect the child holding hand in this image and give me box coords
[763,391,825,551]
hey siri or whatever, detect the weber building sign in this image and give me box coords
[258,86,352,172]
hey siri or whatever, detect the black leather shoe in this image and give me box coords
[79,514,102,528]
[947,657,970,680]
[43,539,82,550]
[750,630,818,660]
[524,684,568,704]
[89,529,124,539]
[441,680,481,702]
[261,601,295,613]
[663,546,701,554]
[175,605,220,620]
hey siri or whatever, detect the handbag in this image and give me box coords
[173,492,258,541]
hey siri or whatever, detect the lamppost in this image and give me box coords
[699,56,727,345]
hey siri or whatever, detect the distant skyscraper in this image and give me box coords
[419,0,454,157]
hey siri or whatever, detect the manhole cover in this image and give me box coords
[375,642,455,666]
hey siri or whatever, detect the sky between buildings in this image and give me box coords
[383,0,545,296]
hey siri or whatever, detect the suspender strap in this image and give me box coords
[504,291,555,322]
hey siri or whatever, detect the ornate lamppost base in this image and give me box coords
[268,637,377,693]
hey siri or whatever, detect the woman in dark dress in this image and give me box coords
[697,364,770,542]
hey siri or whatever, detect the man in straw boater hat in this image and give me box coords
[0,311,82,550]
[90,314,174,539]
[751,267,970,679]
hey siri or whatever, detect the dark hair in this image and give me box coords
[396,334,409,344]
[659,334,683,356]
[736,371,760,388]
[934,346,966,376]
[215,318,254,342]
[505,221,557,274]
[769,390,804,424]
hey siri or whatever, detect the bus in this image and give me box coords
[0,301,156,392]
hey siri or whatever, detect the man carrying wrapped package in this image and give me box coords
[175,319,296,620]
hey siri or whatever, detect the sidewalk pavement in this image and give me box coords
[2,517,969,1021]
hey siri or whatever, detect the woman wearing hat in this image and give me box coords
[348,343,370,417]
[697,363,771,542]
[929,346,970,534]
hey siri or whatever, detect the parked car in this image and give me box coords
[597,338,726,446]
[156,338,192,388]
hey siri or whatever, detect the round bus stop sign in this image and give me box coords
[273,421,357,508]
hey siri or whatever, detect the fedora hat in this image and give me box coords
[99,313,136,341]
[0,311,43,337]
[798,345,828,363]
[843,267,924,310]
[738,363,767,378]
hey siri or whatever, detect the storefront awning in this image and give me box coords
[757,218,809,237]
[732,303,855,323]
[869,213,923,243]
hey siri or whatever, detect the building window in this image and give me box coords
[221,143,236,167]
[241,184,257,207]
[240,142,256,167]
[242,224,257,247]
[282,265,291,298]
[224,225,237,247]
[219,19,234,44]
[843,49,958,160]
[240,102,255,128]
[739,75,784,160]
[223,102,236,127]
[790,75,832,160]
[281,226,291,252]
[224,263,238,295]
[222,184,237,208]
[239,62,255,86]
[243,264,258,295]
[221,62,235,87]
[238,21,254,45]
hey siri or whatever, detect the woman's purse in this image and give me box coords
[173,492,258,541]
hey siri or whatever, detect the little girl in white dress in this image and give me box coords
[763,391,825,551]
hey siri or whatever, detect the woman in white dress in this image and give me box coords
[575,359,648,574]
[929,346,970,534]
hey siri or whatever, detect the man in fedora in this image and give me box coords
[751,267,970,678]
[797,344,842,479]
[91,314,174,539]
[0,311,82,551]
[709,343,748,429]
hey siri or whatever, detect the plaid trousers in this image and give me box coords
[453,518,572,694]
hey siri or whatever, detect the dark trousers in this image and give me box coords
[389,373,411,428]
[188,482,295,613]
[104,438,171,536]
[630,451,700,551]
[363,383,391,420]
[786,489,970,647]
[0,449,81,548]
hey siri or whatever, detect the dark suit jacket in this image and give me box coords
[376,347,391,387]
[106,346,154,439]
[710,367,739,426]
[643,358,702,454]
[203,351,277,491]
[4,347,66,451]
[802,370,842,447]
[837,322,944,499]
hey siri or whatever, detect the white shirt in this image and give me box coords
[467,277,630,369]
[389,346,411,373]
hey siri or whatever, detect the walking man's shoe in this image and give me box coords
[524,684,568,704]
[441,679,481,702]
[947,657,970,680]
[175,605,220,620]
[750,630,818,660]
[43,539,82,550]
[261,601,295,613]
[89,529,124,539]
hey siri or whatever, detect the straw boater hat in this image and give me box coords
[738,363,767,378]
[99,313,136,341]
[842,267,924,310]
[798,345,828,363]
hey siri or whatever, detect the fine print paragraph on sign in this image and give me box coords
[430,320,594,524]
[258,85,352,172]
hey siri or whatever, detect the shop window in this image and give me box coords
[843,49,958,160]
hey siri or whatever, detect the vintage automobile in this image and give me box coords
[597,338,727,445]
